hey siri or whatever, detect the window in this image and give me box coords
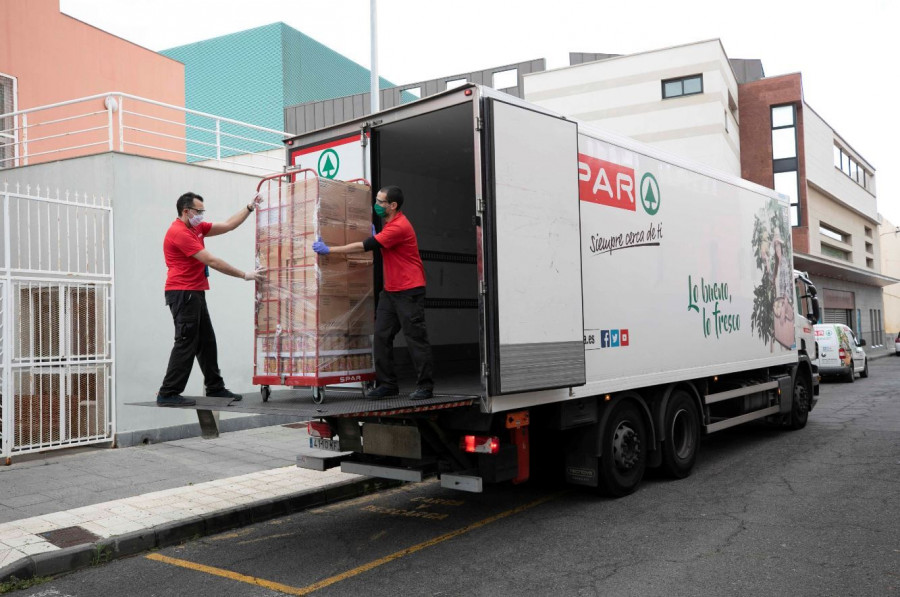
[867,257,875,269]
[821,244,851,261]
[662,74,703,99]
[819,224,846,243]
[445,78,468,90]
[0,73,16,169]
[865,241,873,254]
[865,226,873,238]
[400,87,421,104]
[834,144,872,191]
[492,68,518,90]
[771,104,800,226]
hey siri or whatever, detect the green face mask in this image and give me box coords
[373,203,387,217]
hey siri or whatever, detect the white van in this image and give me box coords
[814,323,868,382]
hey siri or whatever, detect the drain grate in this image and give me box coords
[39,525,102,548]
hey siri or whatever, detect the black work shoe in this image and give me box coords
[206,388,243,401]
[156,394,197,407]
[409,388,433,401]
[367,385,399,400]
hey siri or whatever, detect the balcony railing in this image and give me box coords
[0,92,289,175]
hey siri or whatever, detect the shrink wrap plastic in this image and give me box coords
[254,176,375,381]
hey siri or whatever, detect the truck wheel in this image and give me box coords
[788,371,811,430]
[598,401,647,497]
[845,361,855,383]
[661,390,699,478]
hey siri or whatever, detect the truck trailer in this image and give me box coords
[189,84,822,497]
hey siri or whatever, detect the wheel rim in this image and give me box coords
[794,378,809,412]
[612,421,641,470]
[671,408,696,460]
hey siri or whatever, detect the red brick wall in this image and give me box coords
[739,74,810,254]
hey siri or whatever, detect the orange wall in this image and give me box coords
[0,0,185,163]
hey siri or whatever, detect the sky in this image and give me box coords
[59,0,900,223]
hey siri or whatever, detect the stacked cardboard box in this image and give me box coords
[254,177,375,380]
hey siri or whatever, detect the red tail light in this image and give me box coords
[461,435,500,454]
[839,348,847,360]
[307,421,334,439]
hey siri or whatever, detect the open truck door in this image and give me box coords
[482,96,586,396]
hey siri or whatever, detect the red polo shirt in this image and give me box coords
[164,219,213,290]
[374,212,426,292]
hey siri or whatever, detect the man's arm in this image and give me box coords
[192,249,264,281]
[207,194,262,237]
[319,241,367,255]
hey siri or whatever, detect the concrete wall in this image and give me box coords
[810,274,886,345]
[523,40,741,175]
[807,185,880,272]
[880,217,900,337]
[2,152,268,442]
[0,0,185,163]
[803,106,878,221]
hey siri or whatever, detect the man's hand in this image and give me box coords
[244,267,266,282]
[312,237,330,255]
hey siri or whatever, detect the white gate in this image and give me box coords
[0,183,114,462]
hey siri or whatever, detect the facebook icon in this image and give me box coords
[600,330,611,348]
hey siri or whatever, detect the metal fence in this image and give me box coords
[0,182,115,463]
[0,92,288,175]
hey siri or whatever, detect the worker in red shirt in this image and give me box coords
[157,192,263,406]
[313,186,434,400]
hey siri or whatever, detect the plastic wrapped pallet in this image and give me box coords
[254,175,375,384]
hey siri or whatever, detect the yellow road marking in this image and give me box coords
[237,532,294,545]
[146,490,565,595]
[145,553,310,596]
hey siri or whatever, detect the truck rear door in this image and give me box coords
[482,97,585,396]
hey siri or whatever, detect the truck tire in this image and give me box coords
[599,401,647,497]
[845,361,855,383]
[661,390,700,478]
[788,370,811,430]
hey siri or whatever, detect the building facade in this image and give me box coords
[160,22,398,155]
[523,40,744,176]
[740,73,895,346]
[0,0,185,167]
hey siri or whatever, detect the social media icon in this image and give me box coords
[600,330,611,348]
[610,329,620,347]
[620,329,629,346]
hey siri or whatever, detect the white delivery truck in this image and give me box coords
[206,85,822,497]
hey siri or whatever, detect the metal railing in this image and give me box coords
[0,92,289,175]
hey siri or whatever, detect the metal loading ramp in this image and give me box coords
[130,389,478,435]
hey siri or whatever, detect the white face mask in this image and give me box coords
[188,212,204,227]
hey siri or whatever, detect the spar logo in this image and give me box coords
[579,153,661,216]
[579,154,635,211]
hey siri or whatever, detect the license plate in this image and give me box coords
[310,437,341,451]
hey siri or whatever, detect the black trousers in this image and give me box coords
[374,288,434,391]
[158,290,225,397]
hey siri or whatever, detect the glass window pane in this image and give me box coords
[791,204,800,227]
[772,105,794,128]
[772,128,797,160]
[683,76,702,95]
[664,81,682,98]
[774,170,799,203]
[843,156,852,176]
[834,145,842,169]
[850,160,858,181]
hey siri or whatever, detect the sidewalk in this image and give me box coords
[0,424,388,584]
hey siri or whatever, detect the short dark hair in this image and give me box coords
[379,186,404,209]
[176,192,203,216]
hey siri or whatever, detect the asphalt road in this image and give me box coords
[10,358,900,596]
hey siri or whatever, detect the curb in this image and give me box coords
[0,476,401,585]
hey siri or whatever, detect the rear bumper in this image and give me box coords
[818,364,850,377]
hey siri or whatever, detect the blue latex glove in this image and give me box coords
[312,237,330,255]
[371,223,377,236]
